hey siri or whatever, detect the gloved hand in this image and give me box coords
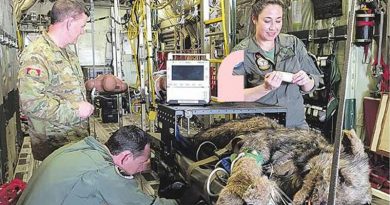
[78,101,94,119]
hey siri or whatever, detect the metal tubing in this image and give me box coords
[375,11,385,76]
[90,0,96,80]
[229,0,236,49]
[112,0,123,127]
[146,0,155,130]
[139,23,146,131]
[89,0,96,137]
[205,31,223,37]
[327,0,357,203]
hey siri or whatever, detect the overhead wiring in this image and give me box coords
[127,0,145,89]
[87,15,130,25]
[148,0,176,9]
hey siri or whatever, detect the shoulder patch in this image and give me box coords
[26,67,42,77]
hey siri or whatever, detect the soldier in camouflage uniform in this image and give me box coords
[18,0,94,160]
[232,0,322,128]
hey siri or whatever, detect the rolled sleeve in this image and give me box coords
[295,39,322,94]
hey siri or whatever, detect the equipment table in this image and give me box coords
[157,102,287,161]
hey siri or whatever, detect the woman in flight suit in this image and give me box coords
[233,0,322,129]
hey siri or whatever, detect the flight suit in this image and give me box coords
[16,137,178,205]
[18,31,88,160]
[233,34,322,128]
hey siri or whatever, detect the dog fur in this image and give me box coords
[205,118,372,205]
[190,116,282,160]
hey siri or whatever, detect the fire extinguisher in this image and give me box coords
[355,5,375,46]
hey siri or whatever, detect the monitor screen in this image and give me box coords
[172,65,204,81]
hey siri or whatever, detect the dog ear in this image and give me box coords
[341,129,365,157]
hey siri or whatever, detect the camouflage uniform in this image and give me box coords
[233,34,322,128]
[18,31,88,160]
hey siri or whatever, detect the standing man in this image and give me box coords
[18,0,94,160]
[16,125,178,205]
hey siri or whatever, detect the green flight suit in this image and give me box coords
[18,31,88,160]
[17,137,178,205]
[233,34,322,128]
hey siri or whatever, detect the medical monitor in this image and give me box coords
[166,53,210,105]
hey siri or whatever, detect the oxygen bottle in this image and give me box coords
[355,5,375,46]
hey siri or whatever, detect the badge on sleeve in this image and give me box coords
[26,67,42,77]
[255,53,270,71]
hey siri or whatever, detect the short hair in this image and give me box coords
[105,125,151,157]
[50,0,90,24]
